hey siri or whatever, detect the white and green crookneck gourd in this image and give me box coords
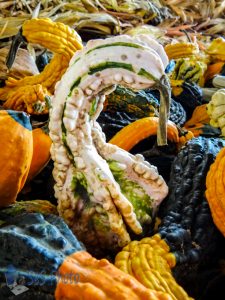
[49,35,171,253]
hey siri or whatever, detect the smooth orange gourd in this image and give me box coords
[27,126,52,181]
[0,110,33,207]
[204,62,224,82]
[184,104,211,137]
[109,117,179,151]
[206,147,225,237]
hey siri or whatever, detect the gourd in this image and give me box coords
[0,213,84,298]
[165,42,208,88]
[206,37,225,62]
[49,34,171,254]
[204,62,225,82]
[97,111,139,141]
[184,104,221,137]
[27,126,52,182]
[0,18,83,114]
[207,88,225,137]
[206,147,225,237]
[0,110,33,207]
[171,80,205,119]
[104,85,159,118]
[115,137,225,300]
[0,213,173,300]
[212,75,225,89]
[109,117,179,151]
[0,200,57,224]
[98,100,186,143]
[170,58,207,87]
[169,99,186,126]
[164,42,199,60]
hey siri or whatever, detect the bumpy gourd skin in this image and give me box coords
[115,137,225,300]
[104,85,159,118]
[169,99,186,126]
[0,213,173,300]
[207,88,225,137]
[171,80,205,119]
[49,34,171,254]
[115,235,192,300]
[0,18,83,114]
[0,213,84,298]
[159,138,225,275]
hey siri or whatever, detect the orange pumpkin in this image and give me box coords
[27,126,52,181]
[0,110,33,207]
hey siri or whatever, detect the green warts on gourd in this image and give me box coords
[49,35,170,252]
[108,160,153,224]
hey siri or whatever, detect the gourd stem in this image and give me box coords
[6,28,27,69]
[155,74,171,146]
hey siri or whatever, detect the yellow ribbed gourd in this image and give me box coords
[115,234,193,300]
[206,37,225,62]
[164,42,199,60]
[0,18,83,114]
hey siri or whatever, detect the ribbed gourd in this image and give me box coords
[206,37,225,62]
[0,18,83,114]
[0,213,173,300]
[109,117,179,151]
[165,42,208,87]
[0,110,33,207]
[207,88,225,137]
[164,42,199,60]
[49,34,171,254]
[104,85,159,118]
[115,137,225,300]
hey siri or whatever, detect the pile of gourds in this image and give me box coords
[1,17,225,300]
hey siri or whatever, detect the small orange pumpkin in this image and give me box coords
[0,110,33,207]
[27,125,52,181]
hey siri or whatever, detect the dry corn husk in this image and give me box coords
[0,0,166,39]
[0,47,39,80]
[162,0,225,35]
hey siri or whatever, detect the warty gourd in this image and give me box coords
[49,34,171,254]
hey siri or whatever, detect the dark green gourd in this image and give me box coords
[105,85,159,117]
[172,82,206,119]
[158,137,225,298]
[97,111,139,141]
[169,99,186,126]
